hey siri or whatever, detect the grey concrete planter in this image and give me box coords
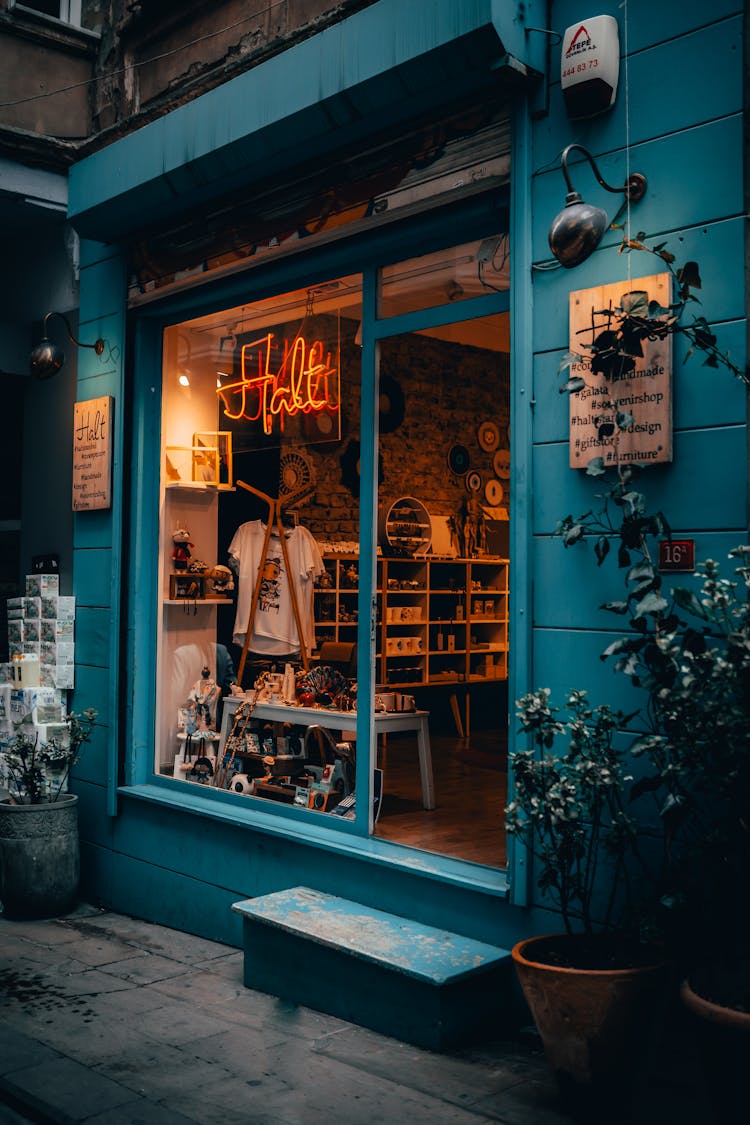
[0,794,79,919]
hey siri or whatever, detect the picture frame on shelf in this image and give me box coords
[193,432,233,486]
[170,574,205,600]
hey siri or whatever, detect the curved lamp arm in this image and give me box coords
[560,143,647,203]
[43,311,105,355]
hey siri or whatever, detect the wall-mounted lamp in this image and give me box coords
[29,311,105,380]
[548,144,647,268]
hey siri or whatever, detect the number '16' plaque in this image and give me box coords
[658,539,695,573]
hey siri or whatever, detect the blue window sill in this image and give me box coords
[120,782,509,899]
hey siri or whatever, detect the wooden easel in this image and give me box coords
[234,480,312,687]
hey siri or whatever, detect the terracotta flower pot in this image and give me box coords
[681,968,750,1124]
[512,933,668,1117]
[0,794,80,919]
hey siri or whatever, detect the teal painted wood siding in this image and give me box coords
[73,239,127,828]
[519,0,747,915]
[68,0,746,953]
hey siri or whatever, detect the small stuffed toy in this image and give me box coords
[172,528,194,570]
[206,564,235,595]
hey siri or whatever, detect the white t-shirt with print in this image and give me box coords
[228,521,324,655]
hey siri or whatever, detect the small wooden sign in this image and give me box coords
[569,273,672,469]
[658,538,695,573]
[72,395,113,511]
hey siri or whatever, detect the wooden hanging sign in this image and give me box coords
[568,273,672,469]
[72,395,113,511]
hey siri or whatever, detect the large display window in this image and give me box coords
[153,228,510,868]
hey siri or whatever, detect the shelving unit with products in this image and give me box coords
[163,482,235,604]
[158,481,236,774]
[313,554,508,691]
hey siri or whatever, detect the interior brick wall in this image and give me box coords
[303,325,510,547]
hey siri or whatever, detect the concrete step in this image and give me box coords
[232,886,513,1049]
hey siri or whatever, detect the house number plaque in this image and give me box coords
[658,538,695,573]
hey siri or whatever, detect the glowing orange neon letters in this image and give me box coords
[217,331,339,435]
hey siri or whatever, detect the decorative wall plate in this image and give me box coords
[493,449,511,479]
[279,450,314,495]
[466,470,482,493]
[340,439,384,496]
[484,478,504,506]
[378,373,406,433]
[477,420,501,452]
[448,444,470,475]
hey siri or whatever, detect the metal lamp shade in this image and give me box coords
[548,192,609,268]
[30,338,65,379]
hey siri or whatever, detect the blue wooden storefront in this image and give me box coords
[66,0,746,989]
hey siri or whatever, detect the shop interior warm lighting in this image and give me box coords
[548,144,647,268]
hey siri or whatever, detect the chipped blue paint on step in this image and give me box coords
[233,887,510,985]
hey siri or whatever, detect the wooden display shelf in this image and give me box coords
[314,555,508,735]
[164,597,233,605]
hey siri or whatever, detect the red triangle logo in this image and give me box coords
[566,24,590,54]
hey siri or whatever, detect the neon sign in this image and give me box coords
[217,331,339,436]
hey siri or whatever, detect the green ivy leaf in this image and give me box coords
[630,774,663,800]
[627,561,655,584]
[600,600,629,614]
[672,587,707,618]
[634,591,669,618]
[585,457,606,478]
[677,261,702,290]
[560,376,586,394]
[558,351,581,373]
[660,792,689,832]
[562,523,585,547]
[594,537,610,566]
[619,290,649,317]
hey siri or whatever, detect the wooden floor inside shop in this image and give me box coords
[374,728,508,868]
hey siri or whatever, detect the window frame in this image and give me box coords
[9,0,82,26]
[125,186,511,848]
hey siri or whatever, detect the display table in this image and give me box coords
[219,697,435,810]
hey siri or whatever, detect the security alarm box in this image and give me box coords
[561,15,619,119]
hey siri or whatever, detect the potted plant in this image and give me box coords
[0,708,97,919]
[545,227,750,1117]
[506,689,669,1116]
[601,549,750,1123]
[512,231,750,1115]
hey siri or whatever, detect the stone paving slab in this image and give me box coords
[5,1056,136,1122]
[92,950,197,986]
[0,905,706,1125]
[71,914,233,964]
[84,1100,197,1125]
[91,1044,237,1104]
[128,996,249,1048]
[0,1025,62,1078]
[313,1022,538,1112]
[51,933,145,968]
